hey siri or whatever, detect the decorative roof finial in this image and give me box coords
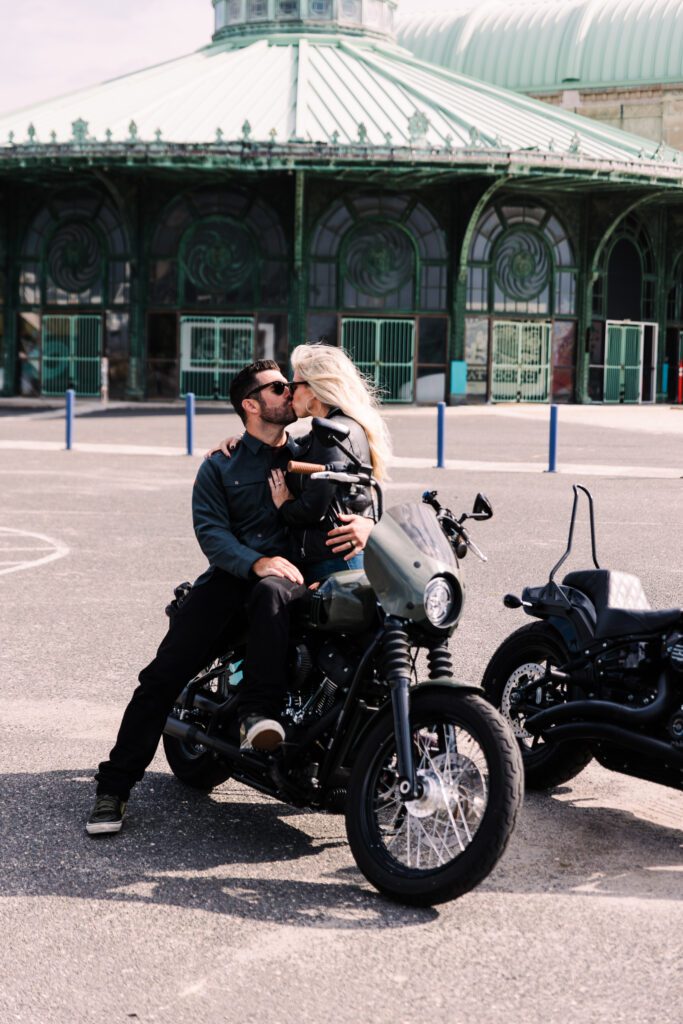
[71,119,89,145]
[127,121,138,142]
[408,110,429,146]
[357,123,368,144]
[241,120,252,141]
[568,132,581,154]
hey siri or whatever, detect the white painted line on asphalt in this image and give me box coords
[0,527,69,576]
[0,440,679,478]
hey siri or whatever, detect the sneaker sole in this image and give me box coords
[86,820,124,835]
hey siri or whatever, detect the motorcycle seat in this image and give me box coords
[592,606,683,639]
[562,569,681,638]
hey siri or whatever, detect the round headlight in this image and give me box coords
[423,576,455,627]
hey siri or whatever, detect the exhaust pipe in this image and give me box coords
[541,720,683,763]
[526,671,672,733]
[164,716,241,762]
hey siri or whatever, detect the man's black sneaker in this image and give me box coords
[86,794,127,835]
[240,716,285,752]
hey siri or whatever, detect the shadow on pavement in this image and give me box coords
[482,787,683,900]
[0,769,436,927]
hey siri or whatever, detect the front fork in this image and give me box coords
[383,619,423,801]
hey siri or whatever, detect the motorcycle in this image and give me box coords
[162,417,523,907]
[483,484,683,793]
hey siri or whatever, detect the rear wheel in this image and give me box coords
[163,655,241,791]
[345,691,523,907]
[482,623,593,790]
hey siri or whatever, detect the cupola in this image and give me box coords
[212,0,398,43]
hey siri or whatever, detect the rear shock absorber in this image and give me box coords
[427,641,454,680]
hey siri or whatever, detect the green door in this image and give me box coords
[491,320,551,402]
[180,316,255,399]
[604,323,643,403]
[42,315,102,396]
[342,318,415,402]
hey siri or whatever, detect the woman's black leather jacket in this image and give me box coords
[280,408,372,566]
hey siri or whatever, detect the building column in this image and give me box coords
[291,170,306,353]
[127,185,145,398]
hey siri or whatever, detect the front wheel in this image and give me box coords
[345,691,523,907]
[482,623,593,790]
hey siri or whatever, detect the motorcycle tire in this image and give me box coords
[482,622,593,790]
[345,691,523,907]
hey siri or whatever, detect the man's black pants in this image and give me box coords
[95,571,306,801]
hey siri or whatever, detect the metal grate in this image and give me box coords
[180,316,255,399]
[342,317,415,402]
[42,315,102,396]
[604,322,643,403]
[491,320,551,402]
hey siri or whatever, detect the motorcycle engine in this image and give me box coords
[283,640,357,725]
[665,634,683,674]
[594,640,659,702]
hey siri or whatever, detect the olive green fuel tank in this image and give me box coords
[307,569,377,633]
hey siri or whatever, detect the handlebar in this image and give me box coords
[422,490,490,563]
[287,461,326,475]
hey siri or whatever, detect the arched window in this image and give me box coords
[667,252,683,323]
[593,214,655,321]
[18,190,130,308]
[149,187,288,309]
[467,203,577,316]
[309,193,448,312]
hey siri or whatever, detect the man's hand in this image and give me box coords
[326,513,374,560]
[251,556,304,584]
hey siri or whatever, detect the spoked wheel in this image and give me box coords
[482,623,593,790]
[345,691,523,906]
[162,653,242,791]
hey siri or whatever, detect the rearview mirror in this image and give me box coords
[472,493,493,520]
[311,417,351,449]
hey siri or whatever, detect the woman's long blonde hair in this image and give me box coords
[291,343,392,481]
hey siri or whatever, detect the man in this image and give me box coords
[87,359,371,835]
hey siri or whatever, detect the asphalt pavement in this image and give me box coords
[0,403,681,1024]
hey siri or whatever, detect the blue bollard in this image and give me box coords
[65,389,75,450]
[547,404,558,473]
[436,401,446,468]
[186,392,195,456]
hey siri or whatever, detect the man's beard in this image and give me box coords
[259,401,297,427]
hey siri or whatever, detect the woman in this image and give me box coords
[214,343,391,584]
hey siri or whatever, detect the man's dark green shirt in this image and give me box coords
[192,431,299,583]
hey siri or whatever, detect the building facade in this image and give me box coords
[1,0,683,405]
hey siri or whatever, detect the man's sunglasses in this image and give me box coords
[244,380,294,399]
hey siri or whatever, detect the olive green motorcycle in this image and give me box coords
[163,418,523,907]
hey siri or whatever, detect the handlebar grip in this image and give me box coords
[287,461,326,475]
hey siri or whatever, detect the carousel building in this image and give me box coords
[1,0,683,405]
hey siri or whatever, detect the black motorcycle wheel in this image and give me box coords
[163,659,237,791]
[345,691,523,907]
[482,622,593,790]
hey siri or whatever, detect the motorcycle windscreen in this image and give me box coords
[385,503,457,566]
[364,502,462,624]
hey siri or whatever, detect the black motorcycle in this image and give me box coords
[483,484,683,792]
[162,417,523,907]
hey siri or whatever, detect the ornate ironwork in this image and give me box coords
[345,223,414,297]
[494,228,551,301]
[47,222,102,293]
[183,219,256,293]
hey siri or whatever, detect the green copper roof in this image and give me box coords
[0,23,682,184]
[398,0,683,94]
